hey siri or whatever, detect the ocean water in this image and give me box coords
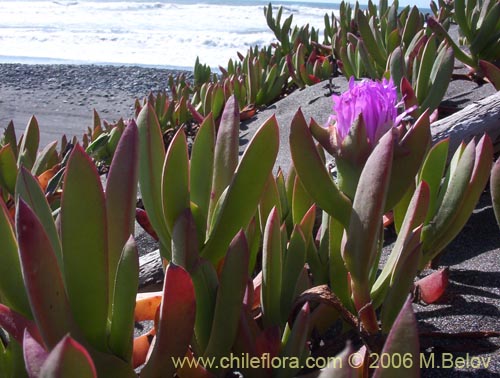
[0,0,347,70]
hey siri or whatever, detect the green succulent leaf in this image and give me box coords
[190,113,215,226]
[191,259,218,354]
[0,144,18,195]
[208,96,240,223]
[289,109,352,228]
[202,115,279,264]
[141,263,196,378]
[344,129,394,287]
[32,141,58,177]
[162,127,190,235]
[137,103,170,249]
[261,207,283,328]
[105,122,139,310]
[204,231,249,363]
[281,225,306,323]
[18,116,40,170]
[108,236,139,363]
[60,144,108,352]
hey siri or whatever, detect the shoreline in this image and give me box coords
[0,63,193,148]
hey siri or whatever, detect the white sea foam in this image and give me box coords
[0,0,341,69]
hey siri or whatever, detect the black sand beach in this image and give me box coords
[0,64,191,148]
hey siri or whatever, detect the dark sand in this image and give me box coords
[0,64,192,148]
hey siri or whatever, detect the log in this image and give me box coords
[138,249,163,292]
[431,91,500,153]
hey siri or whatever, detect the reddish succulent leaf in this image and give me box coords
[23,329,49,378]
[255,326,281,361]
[176,349,215,378]
[373,297,420,378]
[16,199,79,349]
[141,263,196,378]
[106,120,139,305]
[0,199,31,317]
[0,304,42,345]
[135,208,159,241]
[39,335,97,378]
[415,268,449,304]
[479,59,500,90]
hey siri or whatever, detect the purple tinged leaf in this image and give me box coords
[16,199,79,349]
[39,335,97,378]
[0,304,41,345]
[372,181,430,307]
[386,109,431,211]
[344,129,395,311]
[289,109,351,228]
[0,201,31,317]
[372,297,420,378]
[208,95,240,222]
[61,144,108,351]
[23,329,49,378]
[276,302,310,378]
[171,208,200,272]
[380,226,422,332]
[16,167,63,278]
[479,60,500,90]
[141,263,196,378]
[106,121,139,310]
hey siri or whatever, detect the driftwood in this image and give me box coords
[431,91,500,153]
[138,249,163,292]
[137,91,500,291]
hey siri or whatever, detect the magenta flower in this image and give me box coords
[327,77,399,145]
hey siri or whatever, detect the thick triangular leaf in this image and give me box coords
[289,109,351,228]
[23,329,49,378]
[202,115,278,264]
[39,335,96,378]
[16,199,78,349]
[106,121,139,307]
[109,236,139,363]
[0,201,31,317]
[204,231,249,363]
[60,144,108,351]
[141,263,196,378]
